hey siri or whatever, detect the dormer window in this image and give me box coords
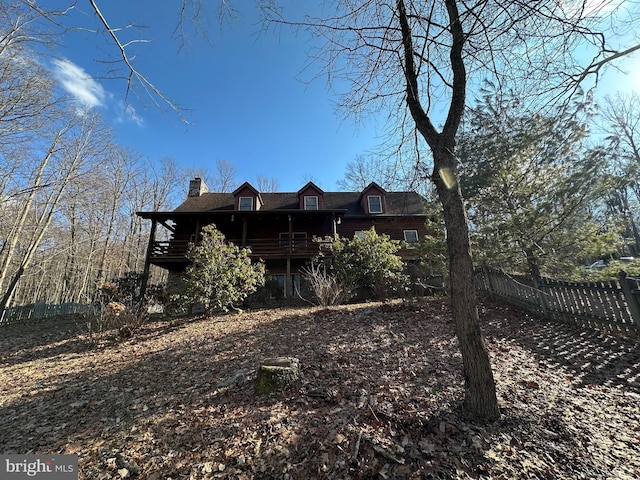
[238,197,254,211]
[298,182,324,210]
[304,196,319,210]
[233,182,262,211]
[368,195,382,213]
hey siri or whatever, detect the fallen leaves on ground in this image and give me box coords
[1,297,639,479]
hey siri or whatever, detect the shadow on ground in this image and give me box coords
[480,298,640,392]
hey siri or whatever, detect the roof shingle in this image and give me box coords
[173,191,426,216]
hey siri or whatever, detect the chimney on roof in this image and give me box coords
[188,177,209,197]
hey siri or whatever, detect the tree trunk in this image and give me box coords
[0,265,24,309]
[433,148,500,420]
[629,217,640,257]
[397,0,500,419]
[0,129,65,294]
[524,247,542,278]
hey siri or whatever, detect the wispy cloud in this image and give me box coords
[52,58,106,109]
[117,101,145,127]
[51,57,145,125]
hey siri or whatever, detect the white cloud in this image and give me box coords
[51,58,106,109]
[117,101,145,127]
[51,57,145,125]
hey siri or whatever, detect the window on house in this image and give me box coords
[354,230,365,239]
[403,230,419,242]
[304,196,319,210]
[279,232,307,247]
[368,195,382,213]
[238,197,253,211]
[274,274,301,297]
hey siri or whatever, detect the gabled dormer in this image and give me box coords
[297,181,324,210]
[359,182,386,214]
[232,182,263,211]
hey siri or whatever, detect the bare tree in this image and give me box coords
[397,0,499,418]
[0,112,107,310]
[0,1,239,122]
[211,158,237,192]
[337,154,380,191]
[122,156,182,271]
[261,0,640,419]
[599,92,640,254]
[93,146,141,286]
[183,158,237,194]
[255,175,279,192]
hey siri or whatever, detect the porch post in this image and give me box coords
[139,218,157,300]
[287,215,293,297]
[242,217,248,247]
[288,215,293,254]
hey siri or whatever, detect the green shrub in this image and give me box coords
[315,228,408,301]
[178,224,266,314]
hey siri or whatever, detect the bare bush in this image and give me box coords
[83,300,150,345]
[301,262,348,307]
[82,274,156,345]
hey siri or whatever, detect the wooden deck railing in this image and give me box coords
[150,241,189,259]
[149,238,323,261]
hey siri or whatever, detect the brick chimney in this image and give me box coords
[188,177,209,197]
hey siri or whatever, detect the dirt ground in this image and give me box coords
[1,297,639,479]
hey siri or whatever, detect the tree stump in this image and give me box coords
[254,357,300,395]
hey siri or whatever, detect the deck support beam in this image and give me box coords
[139,219,157,300]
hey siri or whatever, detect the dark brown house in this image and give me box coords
[137,179,429,296]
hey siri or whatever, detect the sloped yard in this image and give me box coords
[1,298,639,479]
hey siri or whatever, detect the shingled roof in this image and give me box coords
[173,191,427,216]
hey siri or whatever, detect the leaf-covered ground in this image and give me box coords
[1,298,639,479]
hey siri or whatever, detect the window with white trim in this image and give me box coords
[367,195,382,213]
[403,230,419,242]
[279,232,307,247]
[238,197,253,211]
[304,196,319,210]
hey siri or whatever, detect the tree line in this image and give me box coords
[339,88,640,280]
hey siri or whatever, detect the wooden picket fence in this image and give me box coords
[476,269,640,336]
[0,302,97,326]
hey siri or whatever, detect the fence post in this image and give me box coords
[619,271,640,330]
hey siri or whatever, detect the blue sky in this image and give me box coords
[47,1,640,193]
[47,1,383,192]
